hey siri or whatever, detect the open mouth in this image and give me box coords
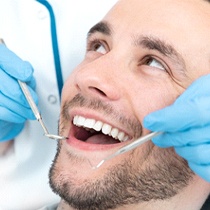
[72,115,131,145]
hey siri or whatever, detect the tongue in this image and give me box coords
[74,127,120,145]
[86,134,119,144]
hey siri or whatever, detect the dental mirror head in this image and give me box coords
[45,134,68,140]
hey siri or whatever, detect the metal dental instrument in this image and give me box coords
[94,131,162,169]
[0,38,66,140]
[18,80,67,140]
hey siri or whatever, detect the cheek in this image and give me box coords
[61,72,78,101]
[131,79,179,122]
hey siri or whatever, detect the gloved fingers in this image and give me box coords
[0,95,35,122]
[188,162,210,182]
[0,122,24,142]
[143,97,210,132]
[0,45,33,82]
[0,92,36,120]
[176,74,210,101]
[175,144,210,165]
[0,70,38,108]
[152,126,210,147]
[0,106,26,123]
[26,76,36,91]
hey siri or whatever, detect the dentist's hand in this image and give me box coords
[0,44,37,141]
[143,74,210,182]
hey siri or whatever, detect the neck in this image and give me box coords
[57,176,210,210]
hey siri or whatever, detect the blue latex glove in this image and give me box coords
[0,44,37,141]
[143,74,210,182]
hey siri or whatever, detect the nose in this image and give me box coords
[74,59,121,101]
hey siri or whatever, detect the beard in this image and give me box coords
[49,94,194,210]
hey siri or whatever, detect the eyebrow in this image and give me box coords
[136,36,186,68]
[87,21,186,75]
[87,21,112,38]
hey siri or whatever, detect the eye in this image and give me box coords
[144,56,165,71]
[87,38,108,55]
[95,44,106,54]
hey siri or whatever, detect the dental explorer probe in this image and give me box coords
[94,131,162,169]
[0,38,66,140]
[18,80,67,140]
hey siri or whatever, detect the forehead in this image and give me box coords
[102,0,210,77]
[104,0,210,35]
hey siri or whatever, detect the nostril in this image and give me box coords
[89,87,107,97]
[76,84,81,91]
[76,84,107,97]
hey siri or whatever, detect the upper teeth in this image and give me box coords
[73,115,129,142]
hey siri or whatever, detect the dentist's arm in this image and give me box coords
[143,74,210,182]
[0,44,37,144]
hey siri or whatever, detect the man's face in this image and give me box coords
[50,0,210,209]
